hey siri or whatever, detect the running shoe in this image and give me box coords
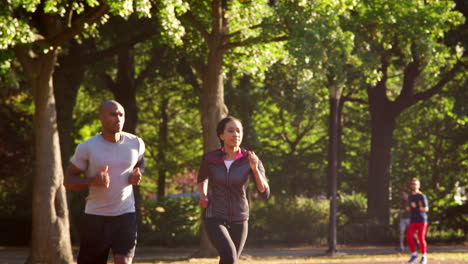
[419,256,427,264]
[408,255,418,263]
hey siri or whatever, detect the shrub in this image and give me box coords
[249,196,329,246]
[337,192,367,226]
[140,197,200,246]
[336,192,392,243]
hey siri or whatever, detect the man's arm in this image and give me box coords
[64,163,109,190]
[419,206,429,212]
[129,156,145,185]
[64,163,91,191]
[420,196,429,212]
[134,156,146,173]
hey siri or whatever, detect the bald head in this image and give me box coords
[99,100,125,134]
[99,100,123,115]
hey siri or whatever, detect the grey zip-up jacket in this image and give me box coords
[197,148,270,222]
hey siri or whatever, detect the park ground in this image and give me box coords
[0,244,467,264]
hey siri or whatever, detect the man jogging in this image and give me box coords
[406,178,429,264]
[64,100,145,264]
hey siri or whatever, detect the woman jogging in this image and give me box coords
[197,116,270,264]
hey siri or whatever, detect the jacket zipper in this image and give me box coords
[225,162,232,222]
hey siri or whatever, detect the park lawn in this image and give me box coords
[131,252,468,264]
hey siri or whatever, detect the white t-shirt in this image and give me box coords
[224,160,234,172]
[71,132,145,216]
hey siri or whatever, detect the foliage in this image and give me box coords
[339,99,371,194]
[0,87,33,213]
[337,192,367,226]
[140,197,200,246]
[344,0,464,88]
[136,47,203,196]
[252,61,329,197]
[391,92,467,222]
[249,196,329,245]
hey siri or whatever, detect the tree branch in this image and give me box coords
[101,72,115,93]
[177,57,202,96]
[179,11,210,42]
[12,46,37,78]
[343,95,367,105]
[226,24,263,39]
[135,46,167,88]
[294,116,316,146]
[63,30,157,67]
[278,109,292,145]
[399,48,422,100]
[413,53,467,102]
[223,35,288,50]
[47,3,110,47]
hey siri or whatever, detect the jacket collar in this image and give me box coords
[205,148,248,164]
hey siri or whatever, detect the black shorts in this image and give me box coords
[77,212,137,264]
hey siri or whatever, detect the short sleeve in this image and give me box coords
[137,137,145,162]
[70,141,89,171]
[136,137,146,173]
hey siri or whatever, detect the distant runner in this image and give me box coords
[406,178,429,264]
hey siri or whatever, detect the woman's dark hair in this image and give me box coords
[216,116,242,146]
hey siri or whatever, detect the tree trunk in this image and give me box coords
[113,49,138,133]
[54,41,86,244]
[157,98,169,199]
[54,42,85,176]
[27,50,74,264]
[192,47,227,259]
[367,85,397,226]
[194,1,228,256]
[106,48,144,236]
[200,48,228,152]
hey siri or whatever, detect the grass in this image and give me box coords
[130,251,468,264]
[1,246,467,264]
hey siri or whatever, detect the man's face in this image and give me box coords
[410,180,420,192]
[99,103,125,133]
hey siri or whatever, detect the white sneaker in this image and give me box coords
[419,256,427,264]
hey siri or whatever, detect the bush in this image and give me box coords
[140,197,201,246]
[249,196,329,246]
[426,203,467,243]
[336,192,393,243]
[337,192,367,226]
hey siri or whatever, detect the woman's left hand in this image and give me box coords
[248,151,259,170]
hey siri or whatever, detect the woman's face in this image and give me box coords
[220,120,243,148]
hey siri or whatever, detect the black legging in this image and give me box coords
[204,218,248,264]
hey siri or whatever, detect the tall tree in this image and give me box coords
[276,0,359,251]
[278,0,468,229]
[0,1,154,262]
[176,0,287,256]
[259,62,327,197]
[348,0,467,225]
